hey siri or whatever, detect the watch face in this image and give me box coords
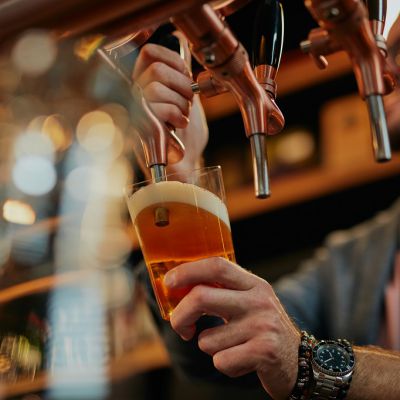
[313,341,355,375]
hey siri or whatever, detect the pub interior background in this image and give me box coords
[0,1,399,399]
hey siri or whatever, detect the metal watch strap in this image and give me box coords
[310,372,347,400]
[310,338,354,400]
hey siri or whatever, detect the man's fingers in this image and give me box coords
[137,61,194,100]
[144,81,191,117]
[133,43,190,80]
[212,341,261,378]
[170,285,247,340]
[198,319,249,356]
[164,257,255,291]
[149,103,189,129]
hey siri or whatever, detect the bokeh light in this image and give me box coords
[14,131,55,161]
[80,225,132,268]
[76,111,116,154]
[12,155,57,196]
[275,130,315,165]
[11,30,57,76]
[99,103,130,133]
[64,166,105,202]
[102,158,132,198]
[3,199,36,225]
[42,114,73,152]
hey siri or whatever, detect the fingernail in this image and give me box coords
[164,271,176,288]
[180,327,195,341]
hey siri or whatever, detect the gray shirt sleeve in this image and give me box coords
[274,249,326,338]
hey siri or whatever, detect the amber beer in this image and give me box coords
[126,178,235,320]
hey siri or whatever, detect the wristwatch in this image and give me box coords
[309,339,355,399]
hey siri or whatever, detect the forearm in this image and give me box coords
[348,346,400,400]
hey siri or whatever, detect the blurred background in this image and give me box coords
[0,1,400,399]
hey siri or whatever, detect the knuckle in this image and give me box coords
[146,81,163,96]
[166,104,180,119]
[249,315,270,333]
[169,313,181,333]
[190,285,209,305]
[213,354,237,378]
[259,338,279,365]
[250,285,274,310]
[211,257,226,275]
[213,353,227,373]
[148,62,166,80]
[250,294,270,311]
[172,265,187,284]
[198,334,214,355]
[139,44,156,62]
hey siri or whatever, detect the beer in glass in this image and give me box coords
[125,166,235,320]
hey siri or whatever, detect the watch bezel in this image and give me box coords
[311,339,355,377]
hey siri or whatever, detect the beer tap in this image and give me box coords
[302,0,394,162]
[172,1,284,198]
[74,33,185,184]
[251,0,285,195]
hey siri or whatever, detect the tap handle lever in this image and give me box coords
[364,0,387,31]
[251,0,284,98]
[251,0,284,70]
[363,0,387,54]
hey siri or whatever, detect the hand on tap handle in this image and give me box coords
[132,43,209,178]
[75,33,189,182]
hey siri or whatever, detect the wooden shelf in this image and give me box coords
[0,270,93,305]
[226,154,400,221]
[0,339,170,398]
[201,50,352,121]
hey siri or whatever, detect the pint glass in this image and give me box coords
[125,166,235,320]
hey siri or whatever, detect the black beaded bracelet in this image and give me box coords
[288,331,316,400]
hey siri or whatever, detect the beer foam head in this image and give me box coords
[126,180,231,229]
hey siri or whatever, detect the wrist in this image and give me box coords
[289,332,355,400]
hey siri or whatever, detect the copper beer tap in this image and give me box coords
[301,0,395,162]
[172,0,285,198]
[76,0,285,198]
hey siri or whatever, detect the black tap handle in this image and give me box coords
[364,0,387,24]
[251,0,284,69]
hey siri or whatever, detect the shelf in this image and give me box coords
[201,50,352,121]
[0,270,92,305]
[0,338,170,398]
[226,153,400,221]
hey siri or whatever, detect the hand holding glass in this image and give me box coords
[125,166,235,320]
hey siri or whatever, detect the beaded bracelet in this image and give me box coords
[288,330,316,400]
